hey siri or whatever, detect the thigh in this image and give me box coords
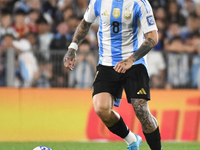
[123,64,150,103]
[93,92,115,110]
[93,65,123,100]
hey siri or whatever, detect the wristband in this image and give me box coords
[68,42,78,51]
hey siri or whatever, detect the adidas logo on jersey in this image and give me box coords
[137,88,147,95]
[102,10,109,16]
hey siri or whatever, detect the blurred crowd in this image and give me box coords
[0,0,199,89]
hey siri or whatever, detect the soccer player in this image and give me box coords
[64,0,162,150]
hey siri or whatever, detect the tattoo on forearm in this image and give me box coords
[130,37,156,62]
[144,38,156,48]
[73,19,92,45]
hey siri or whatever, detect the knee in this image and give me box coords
[93,98,111,122]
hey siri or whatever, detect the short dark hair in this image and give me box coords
[189,12,198,19]
[14,9,26,16]
[191,32,200,38]
[2,34,14,40]
[170,36,182,44]
[1,9,11,17]
[28,9,39,14]
[36,16,48,24]
[81,40,90,46]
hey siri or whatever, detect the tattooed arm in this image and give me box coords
[114,30,158,73]
[129,30,158,62]
[72,19,92,45]
[64,19,92,70]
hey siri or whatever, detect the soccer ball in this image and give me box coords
[33,146,52,150]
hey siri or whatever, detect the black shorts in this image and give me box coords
[92,64,150,104]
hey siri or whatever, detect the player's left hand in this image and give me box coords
[63,48,76,71]
[113,57,133,73]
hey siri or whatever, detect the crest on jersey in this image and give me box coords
[124,9,131,20]
[113,8,120,19]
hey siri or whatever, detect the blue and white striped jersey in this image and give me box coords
[84,0,157,68]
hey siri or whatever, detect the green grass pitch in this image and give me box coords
[0,142,199,150]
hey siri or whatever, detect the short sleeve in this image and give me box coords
[139,1,157,34]
[84,0,97,23]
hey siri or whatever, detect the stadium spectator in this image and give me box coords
[65,16,79,34]
[195,3,200,17]
[62,6,76,22]
[180,0,195,18]
[57,0,74,11]
[68,40,96,89]
[33,55,53,88]
[147,29,166,88]
[36,16,54,60]
[154,7,167,21]
[0,34,23,87]
[42,0,58,19]
[74,0,89,19]
[13,9,29,38]
[165,22,181,42]
[14,0,41,13]
[167,1,186,26]
[164,36,194,89]
[25,32,39,52]
[148,0,166,9]
[26,0,41,11]
[0,0,17,12]
[181,13,200,40]
[0,34,14,75]
[13,38,38,87]
[14,0,53,25]
[0,59,6,86]
[147,50,166,89]
[191,33,200,89]
[156,19,166,33]
[0,9,18,42]
[50,22,71,50]
[0,34,14,51]
[50,22,71,86]
[0,34,6,86]
[25,9,40,33]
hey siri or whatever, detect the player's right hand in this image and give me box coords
[63,48,76,71]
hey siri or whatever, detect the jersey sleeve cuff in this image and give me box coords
[143,27,158,34]
[84,15,95,23]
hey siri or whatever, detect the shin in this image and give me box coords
[131,98,162,150]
